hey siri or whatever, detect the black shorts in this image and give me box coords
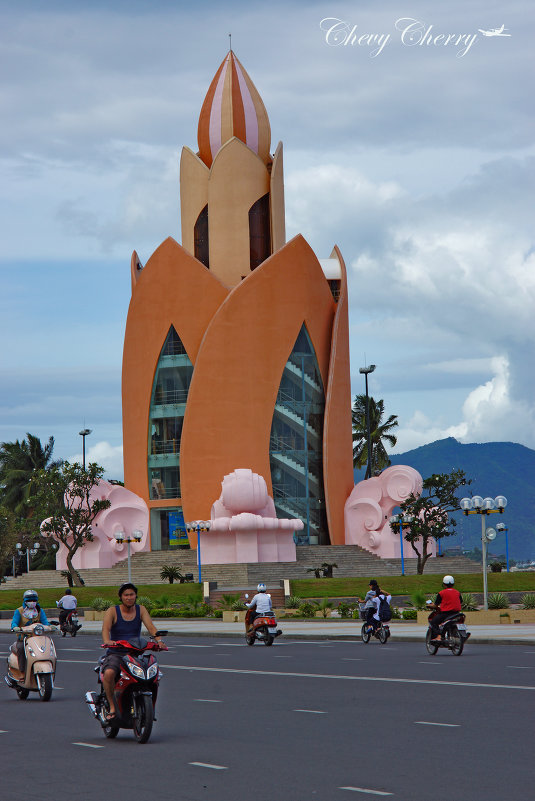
[100,652,125,678]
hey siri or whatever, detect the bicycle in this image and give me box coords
[359,603,390,644]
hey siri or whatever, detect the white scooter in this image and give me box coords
[5,622,59,701]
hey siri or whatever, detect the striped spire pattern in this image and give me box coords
[197,51,271,168]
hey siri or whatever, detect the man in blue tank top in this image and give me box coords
[100,582,164,720]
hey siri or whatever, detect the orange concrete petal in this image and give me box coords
[180,234,349,542]
[122,237,229,502]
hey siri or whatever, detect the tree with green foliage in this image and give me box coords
[0,506,18,579]
[31,462,111,587]
[352,395,398,476]
[160,565,185,584]
[390,469,471,574]
[0,433,62,515]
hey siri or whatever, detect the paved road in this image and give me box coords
[1,632,534,800]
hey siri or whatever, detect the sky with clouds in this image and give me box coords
[1,0,533,479]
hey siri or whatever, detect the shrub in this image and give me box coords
[461,593,478,611]
[90,597,114,612]
[390,606,401,619]
[285,595,303,609]
[337,601,356,618]
[409,590,431,610]
[521,593,535,609]
[488,592,510,609]
[231,599,247,611]
[218,593,242,610]
[137,595,153,611]
[401,609,417,620]
[317,598,333,618]
[151,594,171,609]
[297,601,317,617]
[490,562,504,573]
[160,565,184,584]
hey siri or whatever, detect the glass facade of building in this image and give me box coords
[269,325,328,544]
[148,326,192,549]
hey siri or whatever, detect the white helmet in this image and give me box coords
[443,575,454,586]
[257,583,267,592]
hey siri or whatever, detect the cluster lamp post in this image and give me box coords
[15,542,40,574]
[389,513,413,576]
[114,529,143,583]
[185,521,211,583]
[496,522,510,572]
[460,495,507,610]
[359,364,376,480]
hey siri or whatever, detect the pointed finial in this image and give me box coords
[229,33,232,52]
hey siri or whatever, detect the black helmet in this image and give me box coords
[118,582,138,598]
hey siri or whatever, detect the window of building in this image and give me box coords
[150,507,190,550]
[249,193,271,270]
[194,204,209,268]
[269,324,328,545]
[148,326,193,504]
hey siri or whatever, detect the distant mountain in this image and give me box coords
[355,438,535,561]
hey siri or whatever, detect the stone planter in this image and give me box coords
[84,611,106,621]
[222,611,246,623]
[417,609,535,625]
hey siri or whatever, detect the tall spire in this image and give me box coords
[197,51,271,168]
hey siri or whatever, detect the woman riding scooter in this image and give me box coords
[7,590,50,681]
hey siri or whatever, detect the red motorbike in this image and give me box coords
[426,611,470,656]
[245,609,281,646]
[60,610,82,637]
[85,632,168,743]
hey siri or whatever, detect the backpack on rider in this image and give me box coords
[378,595,392,622]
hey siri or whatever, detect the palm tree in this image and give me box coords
[352,395,398,476]
[0,433,61,515]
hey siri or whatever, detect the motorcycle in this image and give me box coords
[85,632,168,744]
[426,610,471,656]
[59,609,82,637]
[4,621,59,701]
[244,596,281,646]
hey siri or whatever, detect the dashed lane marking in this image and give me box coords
[0,730,8,734]
[294,709,326,714]
[194,699,222,703]
[189,762,227,770]
[415,721,460,727]
[73,742,105,748]
[339,787,393,795]
[507,666,533,669]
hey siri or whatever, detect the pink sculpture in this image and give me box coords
[47,480,150,570]
[203,468,301,563]
[344,465,435,560]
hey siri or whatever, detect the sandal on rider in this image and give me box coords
[105,711,118,722]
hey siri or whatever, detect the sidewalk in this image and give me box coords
[2,618,534,645]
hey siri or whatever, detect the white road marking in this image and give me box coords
[73,742,105,749]
[194,698,222,703]
[274,655,292,658]
[58,648,92,651]
[415,721,459,727]
[342,658,362,661]
[339,787,392,795]
[507,666,533,669]
[177,644,212,648]
[189,762,227,770]
[418,661,443,665]
[0,730,8,734]
[294,709,326,714]
[59,659,535,692]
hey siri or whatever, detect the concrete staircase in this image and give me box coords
[1,545,479,589]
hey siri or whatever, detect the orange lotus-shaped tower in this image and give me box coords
[122,52,354,552]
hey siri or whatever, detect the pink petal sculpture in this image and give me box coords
[344,465,435,560]
[204,468,301,563]
[45,480,150,570]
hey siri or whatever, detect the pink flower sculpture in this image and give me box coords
[46,480,150,570]
[204,468,301,563]
[344,465,435,560]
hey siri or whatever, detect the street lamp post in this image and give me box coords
[359,364,376,480]
[496,522,509,572]
[186,521,211,583]
[460,495,507,610]
[114,530,143,583]
[389,513,414,576]
[79,428,92,470]
[16,542,40,573]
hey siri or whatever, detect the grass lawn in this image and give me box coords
[0,583,203,610]
[290,573,535,599]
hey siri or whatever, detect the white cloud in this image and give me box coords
[68,441,124,480]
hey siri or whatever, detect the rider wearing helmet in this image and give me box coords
[9,590,50,674]
[245,583,273,626]
[100,583,164,720]
[428,576,463,643]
